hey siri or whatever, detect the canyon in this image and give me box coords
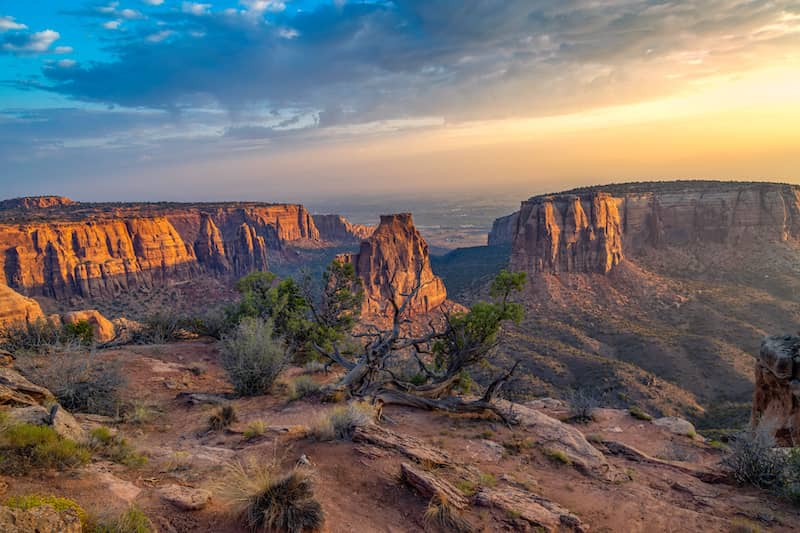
[0,200,371,304]
[483,180,800,435]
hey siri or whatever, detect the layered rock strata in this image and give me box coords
[314,214,374,243]
[337,213,447,316]
[501,181,800,275]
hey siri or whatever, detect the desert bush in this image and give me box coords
[222,460,324,533]
[723,424,786,489]
[628,406,653,421]
[566,388,600,422]
[0,317,89,353]
[132,312,188,344]
[89,427,147,467]
[543,448,573,466]
[288,376,322,400]
[423,494,474,533]
[209,405,238,432]
[220,318,288,396]
[26,352,125,416]
[186,306,236,340]
[0,422,90,474]
[311,401,375,441]
[4,494,88,527]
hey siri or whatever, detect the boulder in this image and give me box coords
[0,284,44,328]
[0,367,54,407]
[0,505,82,533]
[8,404,88,443]
[497,401,608,473]
[63,310,116,343]
[653,416,696,437]
[159,484,212,511]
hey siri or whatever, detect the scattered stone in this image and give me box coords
[0,505,81,533]
[159,483,212,511]
[654,417,696,437]
[400,462,468,509]
[475,486,585,532]
[0,349,15,368]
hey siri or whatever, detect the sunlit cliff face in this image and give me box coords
[0,1,798,199]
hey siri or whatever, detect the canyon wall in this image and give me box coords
[0,196,77,210]
[487,212,518,246]
[0,202,320,300]
[337,213,447,316]
[505,182,800,275]
[314,215,374,243]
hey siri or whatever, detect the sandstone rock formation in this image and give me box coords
[0,196,77,210]
[314,214,374,243]
[337,213,447,316]
[0,284,43,327]
[487,212,518,246]
[63,310,116,344]
[0,202,321,301]
[512,192,623,274]
[752,334,800,446]
[501,181,800,275]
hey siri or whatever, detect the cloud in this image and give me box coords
[57,59,77,68]
[182,2,212,16]
[241,1,286,14]
[0,15,27,32]
[142,0,164,5]
[55,46,74,54]
[1,29,59,55]
[102,20,122,30]
[146,30,173,43]
[120,9,144,20]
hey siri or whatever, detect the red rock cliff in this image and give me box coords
[752,334,800,446]
[0,202,319,300]
[314,215,374,243]
[507,181,800,275]
[0,196,77,210]
[337,213,447,316]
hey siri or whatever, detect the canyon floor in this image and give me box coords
[5,339,799,532]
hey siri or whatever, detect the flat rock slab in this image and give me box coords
[400,463,468,509]
[475,486,585,532]
[0,505,81,533]
[654,416,696,437]
[497,400,608,473]
[353,424,451,466]
[0,367,54,406]
[159,484,212,511]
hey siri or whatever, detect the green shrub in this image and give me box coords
[311,401,375,441]
[132,312,188,344]
[0,423,90,474]
[1,318,72,353]
[91,506,153,533]
[628,406,653,421]
[222,461,324,533]
[543,448,573,466]
[220,318,288,396]
[89,427,147,467]
[209,405,238,432]
[63,320,94,345]
[4,494,88,526]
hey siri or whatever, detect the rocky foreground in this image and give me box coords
[2,338,798,532]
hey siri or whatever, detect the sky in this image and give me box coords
[0,0,799,202]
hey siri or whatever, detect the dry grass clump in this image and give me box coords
[423,494,474,533]
[288,376,322,401]
[221,459,324,533]
[244,420,267,440]
[566,388,600,423]
[310,401,375,441]
[88,427,147,467]
[209,405,238,432]
[628,406,653,421]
